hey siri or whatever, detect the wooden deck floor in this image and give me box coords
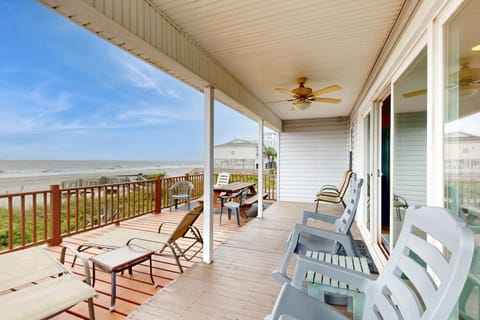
[46,201,356,319]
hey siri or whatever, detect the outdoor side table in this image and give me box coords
[305,251,371,319]
[90,244,155,311]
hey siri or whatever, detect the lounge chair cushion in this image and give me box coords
[1,274,96,320]
[83,228,171,252]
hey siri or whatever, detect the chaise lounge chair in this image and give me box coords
[73,205,204,273]
[0,246,96,320]
[272,176,363,284]
[266,206,475,320]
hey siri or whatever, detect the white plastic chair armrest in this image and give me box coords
[279,316,300,320]
[293,224,356,256]
[301,211,337,225]
[269,282,348,320]
[291,255,375,291]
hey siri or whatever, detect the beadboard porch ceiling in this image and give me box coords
[38,0,410,123]
[149,0,406,120]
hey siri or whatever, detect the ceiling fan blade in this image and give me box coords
[403,89,427,98]
[264,99,291,104]
[275,88,297,97]
[311,97,341,104]
[311,85,342,97]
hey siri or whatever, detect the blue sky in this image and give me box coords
[0,0,259,161]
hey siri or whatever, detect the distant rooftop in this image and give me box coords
[215,138,257,148]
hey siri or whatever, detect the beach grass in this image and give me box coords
[0,188,156,251]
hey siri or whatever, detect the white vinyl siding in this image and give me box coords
[393,111,427,206]
[279,117,349,202]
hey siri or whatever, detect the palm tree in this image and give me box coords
[263,146,277,169]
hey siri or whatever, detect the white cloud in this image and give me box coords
[0,85,72,133]
[112,50,183,100]
[116,104,202,124]
[166,89,181,99]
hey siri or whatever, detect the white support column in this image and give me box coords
[203,86,214,264]
[258,119,264,218]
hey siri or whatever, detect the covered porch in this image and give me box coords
[18,0,480,319]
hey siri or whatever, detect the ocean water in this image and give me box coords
[0,160,202,179]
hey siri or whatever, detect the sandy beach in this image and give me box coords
[0,166,198,195]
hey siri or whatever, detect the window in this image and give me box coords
[444,1,480,318]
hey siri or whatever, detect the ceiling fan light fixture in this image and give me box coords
[293,100,312,110]
[472,44,480,51]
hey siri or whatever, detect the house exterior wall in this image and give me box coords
[214,140,258,169]
[279,117,349,202]
[215,146,256,159]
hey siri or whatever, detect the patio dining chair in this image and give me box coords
[266,206,475,320]
[169,180,193,211]
[215,171,231,205]
[314,170,353,211]
[73,205,204,273]
[220,187,249,226]
[272,176,363,284]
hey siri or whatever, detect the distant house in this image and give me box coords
[445,131,480,178]
[214,139,258,169]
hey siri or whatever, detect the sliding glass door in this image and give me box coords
[444,2,480,318]
[391,48,428,250]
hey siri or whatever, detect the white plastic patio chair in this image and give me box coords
[459,246,480,320]
[221,187,249,226]
[266,206,475,320]
[169,181,193,211]
[215,172,230,186]
[215,172,231,207]
[272,176,363,284]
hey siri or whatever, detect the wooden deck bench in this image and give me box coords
[0,246,96,320]
[304,251,371,320]
[243,192,268,210]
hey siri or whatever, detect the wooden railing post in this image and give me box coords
[155,177,162,213]
[48,185,62,246]
[185,173,190,181]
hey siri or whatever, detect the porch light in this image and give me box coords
[472,44,480,51]
[293,100,311,110]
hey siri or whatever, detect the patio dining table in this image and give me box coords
[214,181,257,208]
[198,181,258,209]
